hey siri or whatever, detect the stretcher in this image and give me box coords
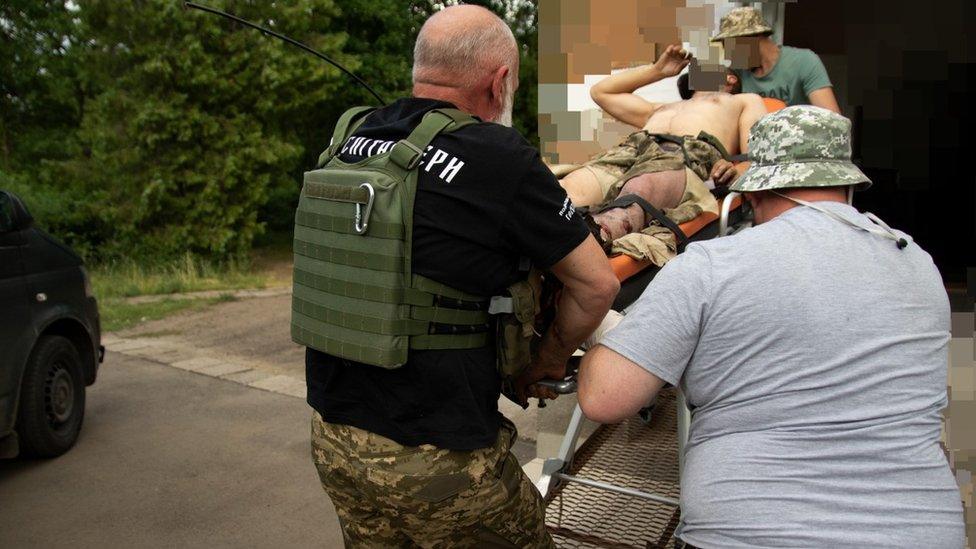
[534,99,786,548]
[535,190,751,548]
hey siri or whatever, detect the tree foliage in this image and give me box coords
[0,0,83,168]
[1,0,539,262]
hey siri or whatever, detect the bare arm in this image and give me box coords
[590,65,663,128]
[733,94,768,178]
[577,344,667,423]
[590,44,691,129]
[516,235,619,404]
[808,87,841,114]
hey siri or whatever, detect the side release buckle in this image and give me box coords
[488,296,514,315]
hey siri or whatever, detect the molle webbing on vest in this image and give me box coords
[292,107,486,368]
[316,106,375,168]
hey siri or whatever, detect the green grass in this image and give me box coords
[90,253,270,300]
[100,297,225,332]
[90,251,283,333]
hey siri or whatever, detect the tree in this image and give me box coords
[2,0,538,261]
[61,0,354,260]
[0,0,84,170]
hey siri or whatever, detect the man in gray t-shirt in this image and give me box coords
[577,106,965,548]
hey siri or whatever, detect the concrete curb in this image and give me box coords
[102,333,306,400]
[124,286,290,304]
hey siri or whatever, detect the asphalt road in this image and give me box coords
[0,352,343,548]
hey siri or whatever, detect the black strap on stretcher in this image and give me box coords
[596,193,689,251]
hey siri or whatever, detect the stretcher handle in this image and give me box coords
[535,378,578,394]
[533,356,581,395]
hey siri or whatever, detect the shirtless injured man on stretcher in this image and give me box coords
[555,45,767,249]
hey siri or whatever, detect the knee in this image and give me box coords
[621,171,686,205]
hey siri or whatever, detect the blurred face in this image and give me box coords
[723,36,763,69]
[689,63,740,94]
[689,64,721,92]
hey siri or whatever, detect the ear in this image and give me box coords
[489,65,510,106]
[743,190,767,208]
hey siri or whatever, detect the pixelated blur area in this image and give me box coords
[538,0,974,544]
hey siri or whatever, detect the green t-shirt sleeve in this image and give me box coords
[800,49,832,95]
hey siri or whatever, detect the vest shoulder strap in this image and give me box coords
[316,106,376,168]
[389,108,478,170]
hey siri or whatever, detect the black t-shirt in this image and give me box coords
[305,98,590,450]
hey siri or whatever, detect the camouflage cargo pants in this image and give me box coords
[311,412,554,548]
[574,130,728,206]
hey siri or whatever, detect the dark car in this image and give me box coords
[0,190,103,458]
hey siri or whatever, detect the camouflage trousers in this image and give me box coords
[573,130,728,206]
[310,412,554,548]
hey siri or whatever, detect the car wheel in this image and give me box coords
[16,335,86,458]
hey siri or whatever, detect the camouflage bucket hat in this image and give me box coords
[710,7,773,42]
[730,106,872,192]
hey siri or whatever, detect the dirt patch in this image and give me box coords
[119,293,305,378]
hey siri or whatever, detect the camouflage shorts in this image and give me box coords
[310,413,553,548]
[579,130,728,202]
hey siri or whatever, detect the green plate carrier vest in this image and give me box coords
[291,106,497,369]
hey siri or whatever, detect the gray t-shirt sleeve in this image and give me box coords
[800,49,832,95]
[599,245,713,386]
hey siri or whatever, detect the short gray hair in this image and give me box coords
[412,7,518,89]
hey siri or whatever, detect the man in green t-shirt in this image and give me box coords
[711,6,840,113]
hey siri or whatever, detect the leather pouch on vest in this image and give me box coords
[497,270,543,405]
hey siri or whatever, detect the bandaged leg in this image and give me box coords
[589,169,686,243]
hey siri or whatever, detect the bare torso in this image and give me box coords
[642,93,748,155]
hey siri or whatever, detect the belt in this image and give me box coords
[647,131,730,161]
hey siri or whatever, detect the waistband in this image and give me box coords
[645,130,730,160]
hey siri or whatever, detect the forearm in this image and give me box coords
[808,87,841,114]
[592,64,667,99]
[535,285,616,372]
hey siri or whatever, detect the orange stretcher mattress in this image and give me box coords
[609,194,743,283]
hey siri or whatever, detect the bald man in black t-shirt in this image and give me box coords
[306,5,618,547]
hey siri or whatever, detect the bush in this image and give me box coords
[1,168,113,260]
